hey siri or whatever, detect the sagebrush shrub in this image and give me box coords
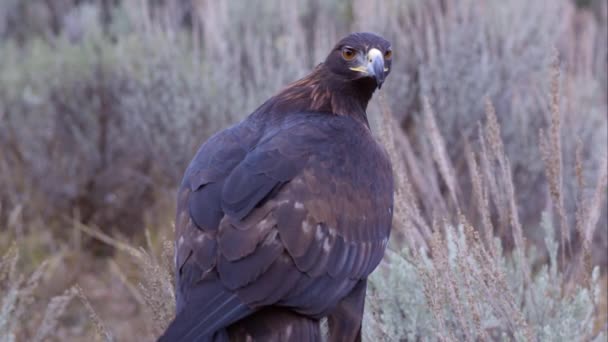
[0,0,606,340]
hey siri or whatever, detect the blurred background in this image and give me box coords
[0,0,606,341]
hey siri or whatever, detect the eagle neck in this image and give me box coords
[259,64,374,127]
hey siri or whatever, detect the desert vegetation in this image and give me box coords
[0,0,606,341]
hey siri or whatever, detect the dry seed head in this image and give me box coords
[74,285,115,342]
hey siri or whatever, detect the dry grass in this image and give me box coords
[73,285,115,342]
[368,85,605,340]
[1,0,606,341]
[73,222,175,336]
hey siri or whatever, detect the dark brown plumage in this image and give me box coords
[160,32,394,342]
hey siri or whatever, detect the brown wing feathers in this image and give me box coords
[162,116,392,341]
[161,32,394,342]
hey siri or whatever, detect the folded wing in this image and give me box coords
[163,114,393,341]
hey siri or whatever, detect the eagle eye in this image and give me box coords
[341,47,356,61]
[384,49,393,59]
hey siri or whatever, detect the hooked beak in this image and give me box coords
[367,48,385,88]
[349,48,386,89]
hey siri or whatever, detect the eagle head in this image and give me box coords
[260,32,393,118]
[324,32,392,90]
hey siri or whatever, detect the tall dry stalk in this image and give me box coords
[539,49,570,266]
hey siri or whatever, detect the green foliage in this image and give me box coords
[365,219,604,341]
[1,0,606,255]
[0,6,229,234]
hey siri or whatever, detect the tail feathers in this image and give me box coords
[227,307,321,342]
[159,283,253,342]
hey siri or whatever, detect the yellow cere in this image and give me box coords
[349,66,369,74]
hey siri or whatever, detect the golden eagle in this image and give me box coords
[160,32,394,342]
